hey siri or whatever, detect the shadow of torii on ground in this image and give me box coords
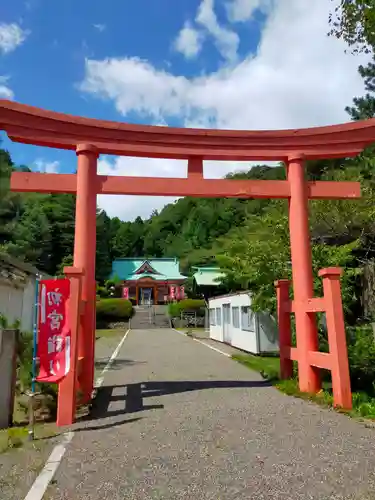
[88,379,271,421]
[94,357,147,371]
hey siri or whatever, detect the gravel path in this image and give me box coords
[43,328,375,500]
[0,436,60,500]
[0,331,125,500]
[94,330,126,380]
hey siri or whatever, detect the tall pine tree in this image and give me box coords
[346,56,375,120]
[5,199,53,272]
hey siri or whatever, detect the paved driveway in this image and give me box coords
[44,329,375,500]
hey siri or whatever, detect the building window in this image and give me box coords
[209,308,216,326]
[216,307,222,326]
[241,306,255,331]
[232,307,240,328]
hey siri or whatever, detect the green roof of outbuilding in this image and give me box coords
[192,266,224,286]
[111,258,186,282]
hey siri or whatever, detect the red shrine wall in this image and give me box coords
[124,282,185,305]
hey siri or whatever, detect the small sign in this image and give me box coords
[122,287,129,299]
[36,279,71,383]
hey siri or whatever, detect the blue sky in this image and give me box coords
[0,0,370,219]
[1,0,265,170]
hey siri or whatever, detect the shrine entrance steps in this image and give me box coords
[43,328,375,500]
[130,305,171,329]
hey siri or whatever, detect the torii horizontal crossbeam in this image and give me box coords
[2,100,375,160]
[10,172,361,199]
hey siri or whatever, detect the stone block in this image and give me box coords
[0,329,18,429]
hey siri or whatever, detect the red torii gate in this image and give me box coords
[1,99,374,425]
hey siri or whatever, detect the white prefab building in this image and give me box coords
[0,254,48,333]
[208,292,279,355]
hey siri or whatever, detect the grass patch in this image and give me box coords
[274,379,334,407]
[233,353,375,423]
[175,327,205,332]
[0,392,60,455]
[232,353,280,381]
[0,422,58,454]
[95,329,126,339]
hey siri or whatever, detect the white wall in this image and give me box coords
[0,276,37,332]
[21,278,37,333]
[208,292,279,355]
[257,312,279,354]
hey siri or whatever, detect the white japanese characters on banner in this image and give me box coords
[36,279,71,383]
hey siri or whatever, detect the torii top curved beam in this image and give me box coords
[1,100,375,161]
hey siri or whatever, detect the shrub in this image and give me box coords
[179,299,205,311]
[7,427,28,449]
[96,285,110,299]
[168,302,180,318]
[96,298,133,321]
[168,299,205,318]
[346,325,375,394]
[0,313,8,329]
[16,331,33,392]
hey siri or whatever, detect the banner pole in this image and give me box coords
[31,277,40,393]
[28,276,40,441]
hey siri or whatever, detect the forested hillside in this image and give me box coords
[2,54,375,322]
[0,153,291,278]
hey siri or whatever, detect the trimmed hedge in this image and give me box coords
[168,299,205,318]
[96,298,133,321]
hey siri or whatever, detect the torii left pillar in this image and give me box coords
[74,144,99,403]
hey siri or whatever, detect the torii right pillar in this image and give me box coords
[73,144,99,403]
[287,154,321,393]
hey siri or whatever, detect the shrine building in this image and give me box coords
[192,266,226,299]
[111,258,187,305]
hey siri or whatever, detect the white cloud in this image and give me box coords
[97,156,185,220]
[33,160,60,174]
[196,0,239,62]
[174,22,203,59]
[93,24,106,32]
[79,0,370,220]
[0,23,29,54]
[0,76,14,99]
[173,0,239,62]
[81,1,369,130]
[97,155,253,221]
[226,0,272,22]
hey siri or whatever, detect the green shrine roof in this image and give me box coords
[192,266,224,286]
[111,258,186,282]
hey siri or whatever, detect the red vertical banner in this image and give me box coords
[180,286,185,299]
[170,286,175,300]
[36,279,71,383]
[176,286,180,300]
[122,287,129,299]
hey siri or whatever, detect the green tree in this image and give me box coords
[113,216,146,258]
[41,194,76,274]
[96,209,113,282]
[0,148,12,193]
[217,200,359,315]
[56,254,73,277]
[0,149,22,245]
[346,56,375,119]
[329,0,375,53]
[5,200,53,271]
